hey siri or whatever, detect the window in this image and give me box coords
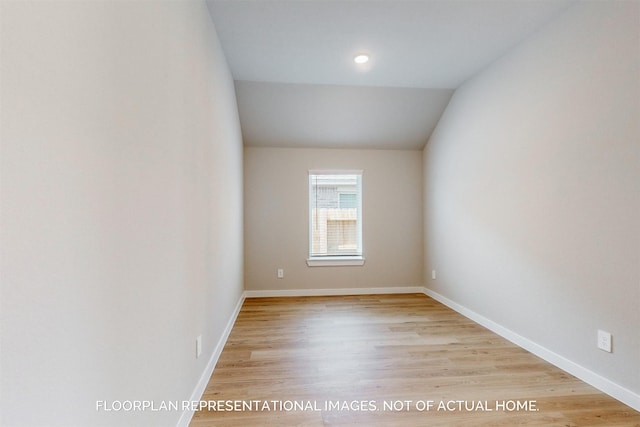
[307,171,364,266]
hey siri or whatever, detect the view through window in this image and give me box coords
[309,172,362,258]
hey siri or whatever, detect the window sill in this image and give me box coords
[306,256,365,267]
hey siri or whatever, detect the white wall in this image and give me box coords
[0,1,243,425]
[424,0,639,402]
[245,147,423,292]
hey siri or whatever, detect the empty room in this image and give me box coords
[1,0,638,426]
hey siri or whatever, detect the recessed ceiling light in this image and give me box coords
[354,54,369,64]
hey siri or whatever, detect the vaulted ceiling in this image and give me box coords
[207,0,574,150]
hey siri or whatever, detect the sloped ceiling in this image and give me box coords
[235,81,453,150]
[207,0,574,149]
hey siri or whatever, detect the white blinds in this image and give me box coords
[309,172,362,257]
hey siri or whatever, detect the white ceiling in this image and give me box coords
[236,81,453,149]
[207,0,574,149]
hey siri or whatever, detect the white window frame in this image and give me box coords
[307,169,365,267]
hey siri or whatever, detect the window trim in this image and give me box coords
[307,170,364,267]
[306,256,365,267]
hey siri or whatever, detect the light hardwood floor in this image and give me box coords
[191,294,640,426]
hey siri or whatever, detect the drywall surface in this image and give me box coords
[0,1,243,425]
[245,147,423,291]
[235,81,453,150]
[424,1,639,397]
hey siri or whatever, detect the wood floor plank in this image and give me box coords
[190,294,640,426]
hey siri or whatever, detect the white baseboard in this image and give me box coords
[423,287,640,412]
[176,292,246,427]
[244,286,424,298]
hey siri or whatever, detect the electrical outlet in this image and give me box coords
[431,270,437,280]
[597,330,612,353]
[196,335,202,358]
[277,268,284,279]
